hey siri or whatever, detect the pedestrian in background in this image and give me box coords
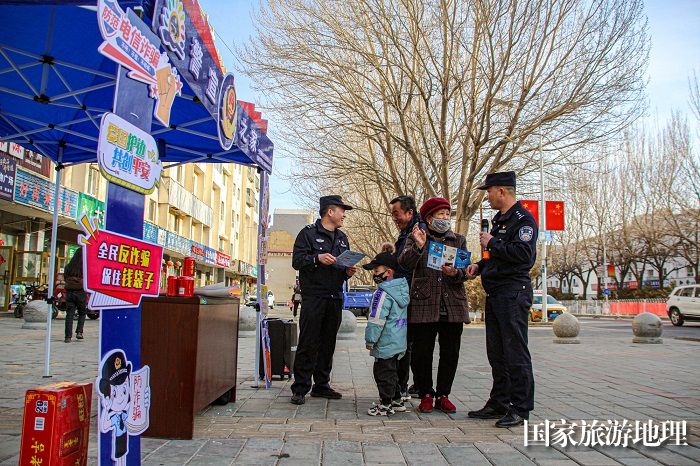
[398,197,470,414]
[290,195,357,405]
[64,248,87,343]
[466,171,537,427]
[291,280,302,318]
[388,195,423,399]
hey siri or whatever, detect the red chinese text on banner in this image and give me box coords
[78,215,163,310]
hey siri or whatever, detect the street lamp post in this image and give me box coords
[540,136,548,323]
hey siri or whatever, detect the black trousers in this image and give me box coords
[396,327,413,392]
[64,289,87,339]
[485,289,535,417]
[291,296,342,396]
[293,301,300,317]
[373,355,401,405]
[410,322,463,397]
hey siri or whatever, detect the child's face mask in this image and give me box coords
[372,271,388,284]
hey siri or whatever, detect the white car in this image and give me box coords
[666,285,700,326]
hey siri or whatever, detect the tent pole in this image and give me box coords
[43,146,63,378]
[253,170,266,388]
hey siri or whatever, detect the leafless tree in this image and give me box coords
[238,0,648,233]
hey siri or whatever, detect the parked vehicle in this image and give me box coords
[666,285,700,326]
[343,284,375,318]
[530,292,567,322]
[12,283,56,319]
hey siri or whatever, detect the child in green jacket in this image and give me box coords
[363,251,410,416]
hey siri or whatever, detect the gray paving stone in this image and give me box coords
[437,444,491,465]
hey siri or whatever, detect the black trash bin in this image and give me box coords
[259,318,298,380]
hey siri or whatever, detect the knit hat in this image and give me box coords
[419,197,451,220]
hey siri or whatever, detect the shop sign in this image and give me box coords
[97,113,163,195]
[143,222,159,244]
[66,245,79,261]
[0,153,16,201]
[17,150,51,178]
[97,0,182,126]
[79,215,163,309]
[6,142,24,158]
[76,193,106,229]
[14,169,78,218]
[216,251,231,268]
[165,230,191,256]
[204,246,217,265]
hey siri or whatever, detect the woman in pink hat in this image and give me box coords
[398,197,471,414]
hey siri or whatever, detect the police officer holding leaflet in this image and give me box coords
[466,171,538,427]
[290,195,357,405]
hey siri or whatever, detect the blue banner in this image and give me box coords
[14,168,78,217]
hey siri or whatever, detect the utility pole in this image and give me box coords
[540,136,548,323]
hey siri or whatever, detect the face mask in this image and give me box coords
[372,272,388,285]
[430,218,451,233]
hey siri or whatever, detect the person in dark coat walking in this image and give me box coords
[398,197,470,414]
[290,195,357,405]
[64,248,88,343]
[466,171,538,428]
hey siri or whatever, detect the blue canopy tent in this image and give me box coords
[0,1,272,377]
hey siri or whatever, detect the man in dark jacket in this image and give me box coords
[389,195,422,399]
[466,171,538,427]
[64,248,88,343]
[290,195,357,405]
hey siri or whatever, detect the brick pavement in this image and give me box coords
[0,310,698,465]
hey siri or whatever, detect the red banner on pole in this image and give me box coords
[545,201,565,231]
[520,200,539,225]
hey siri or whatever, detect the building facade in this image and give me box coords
[0,142,260,310]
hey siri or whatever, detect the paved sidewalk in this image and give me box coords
[0,311,699,465]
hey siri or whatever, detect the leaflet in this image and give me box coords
[427,241,471,271]
[335,250,366,268]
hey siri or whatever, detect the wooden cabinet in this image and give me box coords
[140,296,239,439]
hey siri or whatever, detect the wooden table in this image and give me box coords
[140,296,239,439]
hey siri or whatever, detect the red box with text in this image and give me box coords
[19,382,92,466]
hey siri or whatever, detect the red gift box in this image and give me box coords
[19,382,92,466]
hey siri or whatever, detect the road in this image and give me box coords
[579,317,700,339]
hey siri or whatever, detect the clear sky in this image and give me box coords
[200,0,700,213]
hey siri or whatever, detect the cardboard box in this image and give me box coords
[19,382,92,466]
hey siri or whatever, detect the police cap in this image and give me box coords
[477,171,516,190]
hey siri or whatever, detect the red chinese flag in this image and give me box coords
[520,200,539,225]
[545,201,565,230]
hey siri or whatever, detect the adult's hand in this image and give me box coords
[318,253,336,265]
[441,264,459,277]
[466,264,479,278]
[411,223,427,249]
[346,266,357,277]
[479,232,493,248]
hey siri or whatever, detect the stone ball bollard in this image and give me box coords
[632,312,663,344]
[22,300,49,330]
[336,309,358,340]
[552,312,580,344]
[238,305,258,338]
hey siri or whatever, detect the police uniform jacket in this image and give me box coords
[476,201,538,294]
[292,219,350,300]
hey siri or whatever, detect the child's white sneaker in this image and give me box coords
[367,402,395,416]
[391,400,407,412]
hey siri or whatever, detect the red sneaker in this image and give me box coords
[418,394,434,413]
[435,395,456,414]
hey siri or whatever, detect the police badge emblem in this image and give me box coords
[519,226,534,241]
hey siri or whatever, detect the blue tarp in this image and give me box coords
[0,2,273,170]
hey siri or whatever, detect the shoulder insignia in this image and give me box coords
[519,226,534,242]
[305,224,314,229]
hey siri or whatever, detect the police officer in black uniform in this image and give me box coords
[466,171,538,427]
[290,195,357,405]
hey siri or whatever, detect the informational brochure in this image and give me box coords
[427,241,471,271]
[335,250,366,268]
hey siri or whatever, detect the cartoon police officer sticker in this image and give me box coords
[518,226,534,242]
[97,349,151,465]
